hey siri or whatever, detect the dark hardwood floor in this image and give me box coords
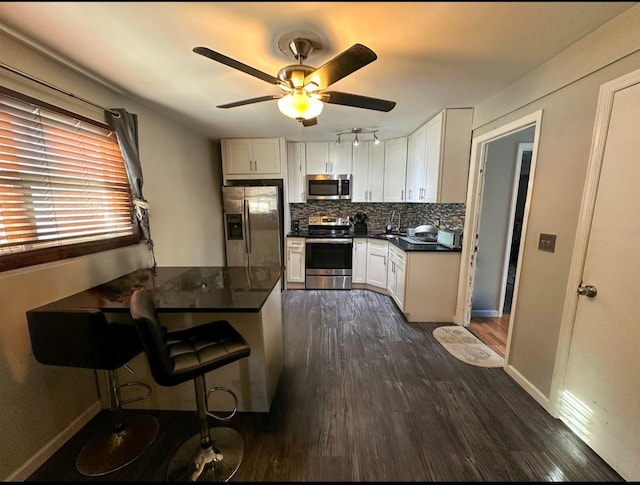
[27,289,622,481]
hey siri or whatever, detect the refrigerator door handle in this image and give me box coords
[244,198,251,254]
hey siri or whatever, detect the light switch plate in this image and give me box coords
[538,233,556,253]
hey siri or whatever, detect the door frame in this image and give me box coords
[455,111,542,364]
[549,67,640,417]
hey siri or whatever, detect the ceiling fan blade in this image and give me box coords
[193,46,282,86]
[217,94,284,109]
[302,117,318,127]
[320,91,396,112]
[304,43,377,90]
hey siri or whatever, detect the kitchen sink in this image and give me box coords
[375,233,402,240]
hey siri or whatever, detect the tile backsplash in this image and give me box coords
[290,201,465,234]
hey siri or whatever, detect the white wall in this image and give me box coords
[472,4,640,401]
[0,31,225,480]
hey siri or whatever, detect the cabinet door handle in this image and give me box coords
[254,160,258,172]
[401,190,404,200]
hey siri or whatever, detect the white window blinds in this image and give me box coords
[0,89,137,270]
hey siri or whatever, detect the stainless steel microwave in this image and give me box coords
[306,174,352,201]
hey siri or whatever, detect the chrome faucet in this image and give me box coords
[387,210,401,233]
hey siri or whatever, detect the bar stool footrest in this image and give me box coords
[205,386,238,422]
[119,381,152,406]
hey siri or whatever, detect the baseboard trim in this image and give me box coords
[505,363,554,416]
[7,401,102,481]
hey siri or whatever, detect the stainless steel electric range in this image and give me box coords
[305,216,353,290]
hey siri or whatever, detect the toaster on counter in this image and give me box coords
[437,229,462,249]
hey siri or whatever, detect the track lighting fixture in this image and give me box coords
[334,128,381,147]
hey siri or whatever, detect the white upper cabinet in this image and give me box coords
[352,140,385,202]
[286,142,306,203]
[424,108,473,203]
[305,141,330,174]
[222,138,283,181]
[305,141,352,174]
[383,137,408,202]
[405,124,427,202]
[329,142,353,174]
[424,113,443,202]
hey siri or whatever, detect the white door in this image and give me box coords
[557,71,640,481]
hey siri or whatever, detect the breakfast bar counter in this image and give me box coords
[28,266,284,413]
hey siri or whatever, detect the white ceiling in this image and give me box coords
[0,2,636,142]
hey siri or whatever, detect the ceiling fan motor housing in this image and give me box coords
[277,64,316,89]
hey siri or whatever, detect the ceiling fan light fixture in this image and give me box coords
[277,89,323,120]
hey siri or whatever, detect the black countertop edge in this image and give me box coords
[287,233,461,252]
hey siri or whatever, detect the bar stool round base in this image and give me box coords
[167,427,244,482]
[76,414,159,477]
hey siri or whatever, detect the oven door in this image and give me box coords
[305,238,353,289]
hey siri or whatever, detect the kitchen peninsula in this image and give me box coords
[26,266,283,413]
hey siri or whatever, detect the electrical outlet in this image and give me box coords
[538,233,556,253]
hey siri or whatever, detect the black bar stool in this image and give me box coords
[129,288,251,482]
[26,309,159,476]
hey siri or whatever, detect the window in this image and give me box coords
[0,86,138,272]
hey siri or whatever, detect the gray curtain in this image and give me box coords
[105,108,156,268]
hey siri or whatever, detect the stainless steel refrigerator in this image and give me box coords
[222,185,282,267]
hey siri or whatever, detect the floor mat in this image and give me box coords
[433,325,505,368]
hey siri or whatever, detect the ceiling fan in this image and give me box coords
[193,37,396,127]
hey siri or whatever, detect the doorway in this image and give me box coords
[456,111,542,364]
[468,136,534,356]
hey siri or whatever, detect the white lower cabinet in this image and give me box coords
[352,238,368,284]
[365,239,388,289]
[286,237,305,285]
[386,244,406,310]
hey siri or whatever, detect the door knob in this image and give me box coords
[577,284,597,297]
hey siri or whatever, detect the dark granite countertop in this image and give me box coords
[28,266,283,314]
[287,232,460,252]
[366,234,461,252]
